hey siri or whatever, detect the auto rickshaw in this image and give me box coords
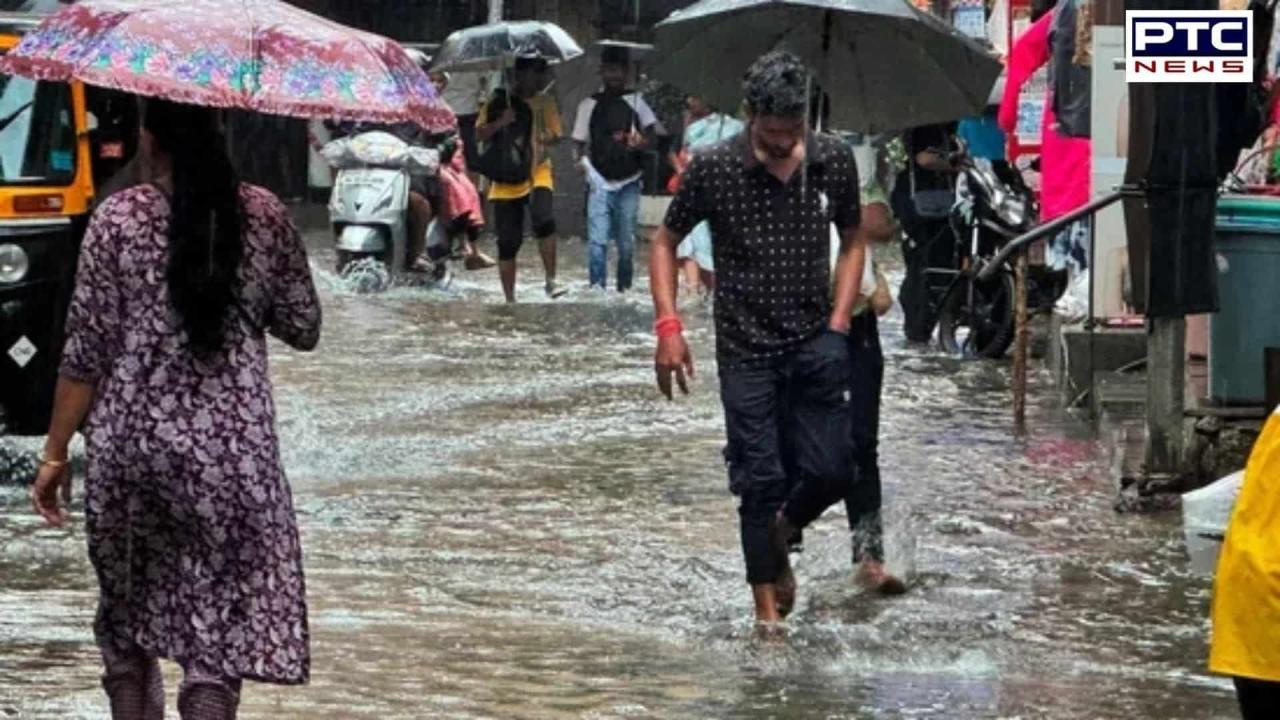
[0,11,121,435]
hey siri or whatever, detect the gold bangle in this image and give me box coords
[37,453,68,469]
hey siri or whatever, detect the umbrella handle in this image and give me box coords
[630,62,641,136]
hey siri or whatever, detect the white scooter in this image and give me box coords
[323,131,448,292]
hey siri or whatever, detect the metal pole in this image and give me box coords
[1013,249,1030,429]
[488,0,503,23]
[1086,216,1097,412]
[978,188,1134,282]
[1146,316,1186,478]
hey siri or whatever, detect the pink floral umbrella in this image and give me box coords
[0,0,455,132]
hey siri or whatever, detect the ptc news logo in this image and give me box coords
[1126,10,1253,83]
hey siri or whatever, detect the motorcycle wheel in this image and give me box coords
[335,249,356,274]
[937,270,1017,359]
[336,251,392,293]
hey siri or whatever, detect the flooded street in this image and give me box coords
[0,233,1241,719]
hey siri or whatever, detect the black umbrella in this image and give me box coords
[649,0,1002,132]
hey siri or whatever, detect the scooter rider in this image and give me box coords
[326,118,438,273]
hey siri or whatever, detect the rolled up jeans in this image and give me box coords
[587,178,642,291]
[720,330,855,585]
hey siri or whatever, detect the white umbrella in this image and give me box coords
[429,21,584,73]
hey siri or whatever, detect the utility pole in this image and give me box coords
[1012,250,1029,429]
[1146,317,1186,480]
[488,0,503,23]
[1124,0,1217,490]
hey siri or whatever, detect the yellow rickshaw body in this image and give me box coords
[0,14,108,435]
[0,30,95,221]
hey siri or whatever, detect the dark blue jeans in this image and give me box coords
[720,330,855,585]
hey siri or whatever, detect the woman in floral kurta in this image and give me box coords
[32,165,320,715]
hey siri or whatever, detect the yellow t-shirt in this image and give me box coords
[477,93,562,201]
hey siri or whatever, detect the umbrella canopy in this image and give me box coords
[429,21,583,73]
[0,0,455,132]
[649,0,1002,133]
[594,39,654,60]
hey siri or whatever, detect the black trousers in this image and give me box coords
[457,114,480,169]
[721,331,855,585]
[492,188,556,261]
[844,311,885,563]
[899,218,954,343]
[1235,676,1280,720]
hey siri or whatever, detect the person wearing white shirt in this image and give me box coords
[572,45,658,292]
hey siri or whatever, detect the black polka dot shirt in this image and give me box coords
[664,132,861,370]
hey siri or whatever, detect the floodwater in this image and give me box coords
[0,233,1241,719]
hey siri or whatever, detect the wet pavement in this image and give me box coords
[0,229,1241,718]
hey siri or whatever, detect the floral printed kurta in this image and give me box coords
[60,184,320,684]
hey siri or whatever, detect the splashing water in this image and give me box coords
[336,256,394,294]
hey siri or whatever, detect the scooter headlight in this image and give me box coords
[0,243,29,284]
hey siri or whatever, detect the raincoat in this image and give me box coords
[997,8,1091,222]
[1210,406,1280,682]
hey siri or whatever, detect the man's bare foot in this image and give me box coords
[770,512,798,618]
[857,560,907,596]
[464,250,496,270]
[751,583,783,623]
[545,280,569,299]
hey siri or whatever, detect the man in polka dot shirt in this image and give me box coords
[649,52,870,624]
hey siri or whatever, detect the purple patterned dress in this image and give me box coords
[59,184,320,684]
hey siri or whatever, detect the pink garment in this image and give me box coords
[997,10,1091,222]
[439,141,484,230]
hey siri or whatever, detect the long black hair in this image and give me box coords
[142,99,243,356]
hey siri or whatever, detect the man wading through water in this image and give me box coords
[477,56,565,302]
[650,52,869,623]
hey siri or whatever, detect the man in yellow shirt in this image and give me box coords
[476,57,565,302]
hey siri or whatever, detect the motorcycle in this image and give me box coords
[323,131,451,292]
[932,148,1066,359]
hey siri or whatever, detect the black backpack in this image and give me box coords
[477,90,534,185]
[588,92,643,182]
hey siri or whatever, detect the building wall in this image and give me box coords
[292,0,488,42]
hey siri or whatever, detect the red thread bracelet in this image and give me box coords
[654,315,684,338]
